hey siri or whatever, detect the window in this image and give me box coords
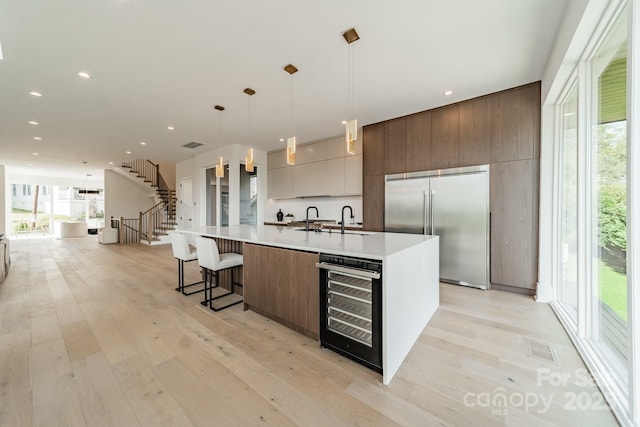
[559,83,578,316]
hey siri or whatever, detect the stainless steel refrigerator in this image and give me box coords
[385,165,489,290]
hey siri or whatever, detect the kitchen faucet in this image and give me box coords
[306,206,319,231]
[341,205,353,234]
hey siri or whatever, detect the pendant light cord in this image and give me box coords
[289,74,294,136]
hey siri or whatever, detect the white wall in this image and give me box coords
[157,161,176,190]
[104,169,156,220]
[265,196,363,224]
[0,166,6,236]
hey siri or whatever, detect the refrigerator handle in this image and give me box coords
[423,190,428,235]
[429,190,434,234]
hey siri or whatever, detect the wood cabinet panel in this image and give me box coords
[267,167,293,199]
[344,154,362,195]
[405,111,431,172]
[243,243,319,339]
[363,123,385,175]
[430,105,459,170]
[459,97,492,166]
[363,174,385,232]
[384,118,407,174]
[490,159,537,290]
[291,250,320,337]
[325,157,345,195]
[491,82,540,162]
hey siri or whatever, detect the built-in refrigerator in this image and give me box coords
[385,165,489,290]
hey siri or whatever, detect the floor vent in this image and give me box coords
[523,337,558,364]
[183,141,203,149]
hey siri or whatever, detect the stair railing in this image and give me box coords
[121,159,159,187]
[119,159,177,244]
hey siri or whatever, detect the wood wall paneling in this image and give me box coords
[458,97,492,166]
[363,175,385,232]
[405,111,432,172]
[491,82,540,163]
[429,105,460,170]
[490,159,537,290]
[362,124,385,175]
[384,118,407,174]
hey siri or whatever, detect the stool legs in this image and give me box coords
[175,258,205,295]
[199,266,243,312]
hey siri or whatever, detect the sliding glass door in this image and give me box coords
[590,7,629,372]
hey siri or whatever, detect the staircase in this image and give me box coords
[121,159,177,245]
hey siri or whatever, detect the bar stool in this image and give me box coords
[195,237,243,312]
[170,232,205,295]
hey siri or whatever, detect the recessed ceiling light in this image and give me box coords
[140,141,146,146]
[167,126,174,131]
[78,71,91,79]
[125,150,132,154]
[108,161,114,165]
[33,136,42,141]
[29,91,42,97]
[444,90,453,96]
[341,120,347,125]
[28,163,33,166]
[28,120,39,125]
[32,152,39,156]
[279,138,284,142]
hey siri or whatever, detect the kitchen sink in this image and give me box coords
[292,228,372,236]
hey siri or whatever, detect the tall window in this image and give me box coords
[559,84,578,316]
[590,5,628,374]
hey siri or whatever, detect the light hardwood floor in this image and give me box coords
[0,236,619,426]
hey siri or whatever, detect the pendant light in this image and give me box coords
[244,88,256,172]
[214,105,225,178]
[343,28,360,155]
[284,64,298,165]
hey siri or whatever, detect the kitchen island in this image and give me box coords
[175,225,439,385]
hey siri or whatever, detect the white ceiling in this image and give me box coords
[0,0,569,181]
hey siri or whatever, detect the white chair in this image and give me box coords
[97,224,119,244]
[171,233,205,295]
[195,237,243,312]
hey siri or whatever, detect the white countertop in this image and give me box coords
[175,225,435,260]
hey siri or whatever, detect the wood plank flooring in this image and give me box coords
[0,236,619,426]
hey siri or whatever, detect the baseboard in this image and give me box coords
[490,282,536,296]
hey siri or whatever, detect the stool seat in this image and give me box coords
[195,237,243,312]
[217,253,243,271]
[171,232,205,295]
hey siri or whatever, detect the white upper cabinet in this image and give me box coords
[293,161,327,196]
[344,154,362,195]
[325,157,345,195]
[296,141,326,164]
[267,134,363,199]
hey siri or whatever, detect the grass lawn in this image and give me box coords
[11,208,70,233]
[599,260,627,321]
